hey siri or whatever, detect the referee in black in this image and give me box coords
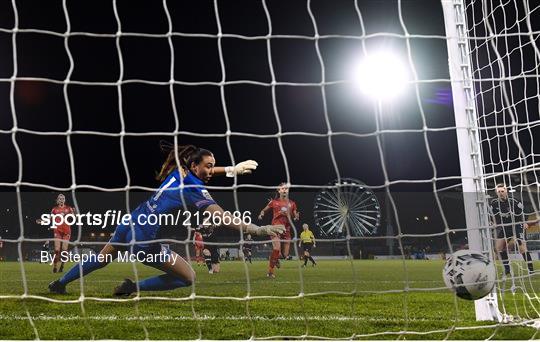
[490,183,534,275]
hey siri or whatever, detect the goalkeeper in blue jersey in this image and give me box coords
[48,142,284,295]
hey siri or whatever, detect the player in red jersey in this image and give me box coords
[258,183,299,278]
[37,194,74,273]
[194,231,204,265]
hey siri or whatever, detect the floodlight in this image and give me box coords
[353,51,409,100]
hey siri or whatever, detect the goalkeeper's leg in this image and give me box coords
[60,243,115,284]
[140,249,194,290]
[49,222,131,293]
[49,243,115,294]
[115,249,194,295]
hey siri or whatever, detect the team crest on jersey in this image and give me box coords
[201,189,213,201]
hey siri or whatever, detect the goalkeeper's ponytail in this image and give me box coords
[156,141,213,182]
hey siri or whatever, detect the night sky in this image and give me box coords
[0,0,458,188]
[0,0,537,245]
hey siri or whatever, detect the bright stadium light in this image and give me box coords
[353,51,409,100]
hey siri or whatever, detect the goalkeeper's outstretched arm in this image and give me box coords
[213,160,259,177]
[204,204,284,237]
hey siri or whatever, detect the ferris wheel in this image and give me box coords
[313,178,381,237]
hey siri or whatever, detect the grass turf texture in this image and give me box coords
[0,259,539,339]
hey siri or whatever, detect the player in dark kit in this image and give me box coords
[196,224,221,274]
[490,184,535,275]
[242,234,253,264]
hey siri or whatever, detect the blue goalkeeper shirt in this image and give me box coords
[110,169,216,247]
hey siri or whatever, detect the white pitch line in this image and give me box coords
[0,314,450,323]
[0,279,445,284]
[3,279,539,288]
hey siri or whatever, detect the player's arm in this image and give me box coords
[525,215,540,228]
[258,201,272,220]
[38,207,54,225]
[204,204,284,237]
[488,200,500,229]
[521,208,540,230]
[514,199,540,229]
[292,202,300,221]
[311,231,316,247]
[36,207,54,229]
[513,199,528,228]
[513,198,524,216]
[191,230,198,243]
[70,206,79,216]
[213,160,258,177]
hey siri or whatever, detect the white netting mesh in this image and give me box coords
[464,0,540,329]
[0,0,539,339]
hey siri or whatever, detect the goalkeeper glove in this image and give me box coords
[245,224,285,237]
[225,160,258,177]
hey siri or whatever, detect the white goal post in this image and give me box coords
[442,0,502,322]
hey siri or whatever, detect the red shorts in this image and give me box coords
[54,229,71,241]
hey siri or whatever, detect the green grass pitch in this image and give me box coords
[0,259,539,339]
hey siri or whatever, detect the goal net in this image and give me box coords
[0,0,539,339]
[457,0,540,326]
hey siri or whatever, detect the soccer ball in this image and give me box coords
[442,249,496,300]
